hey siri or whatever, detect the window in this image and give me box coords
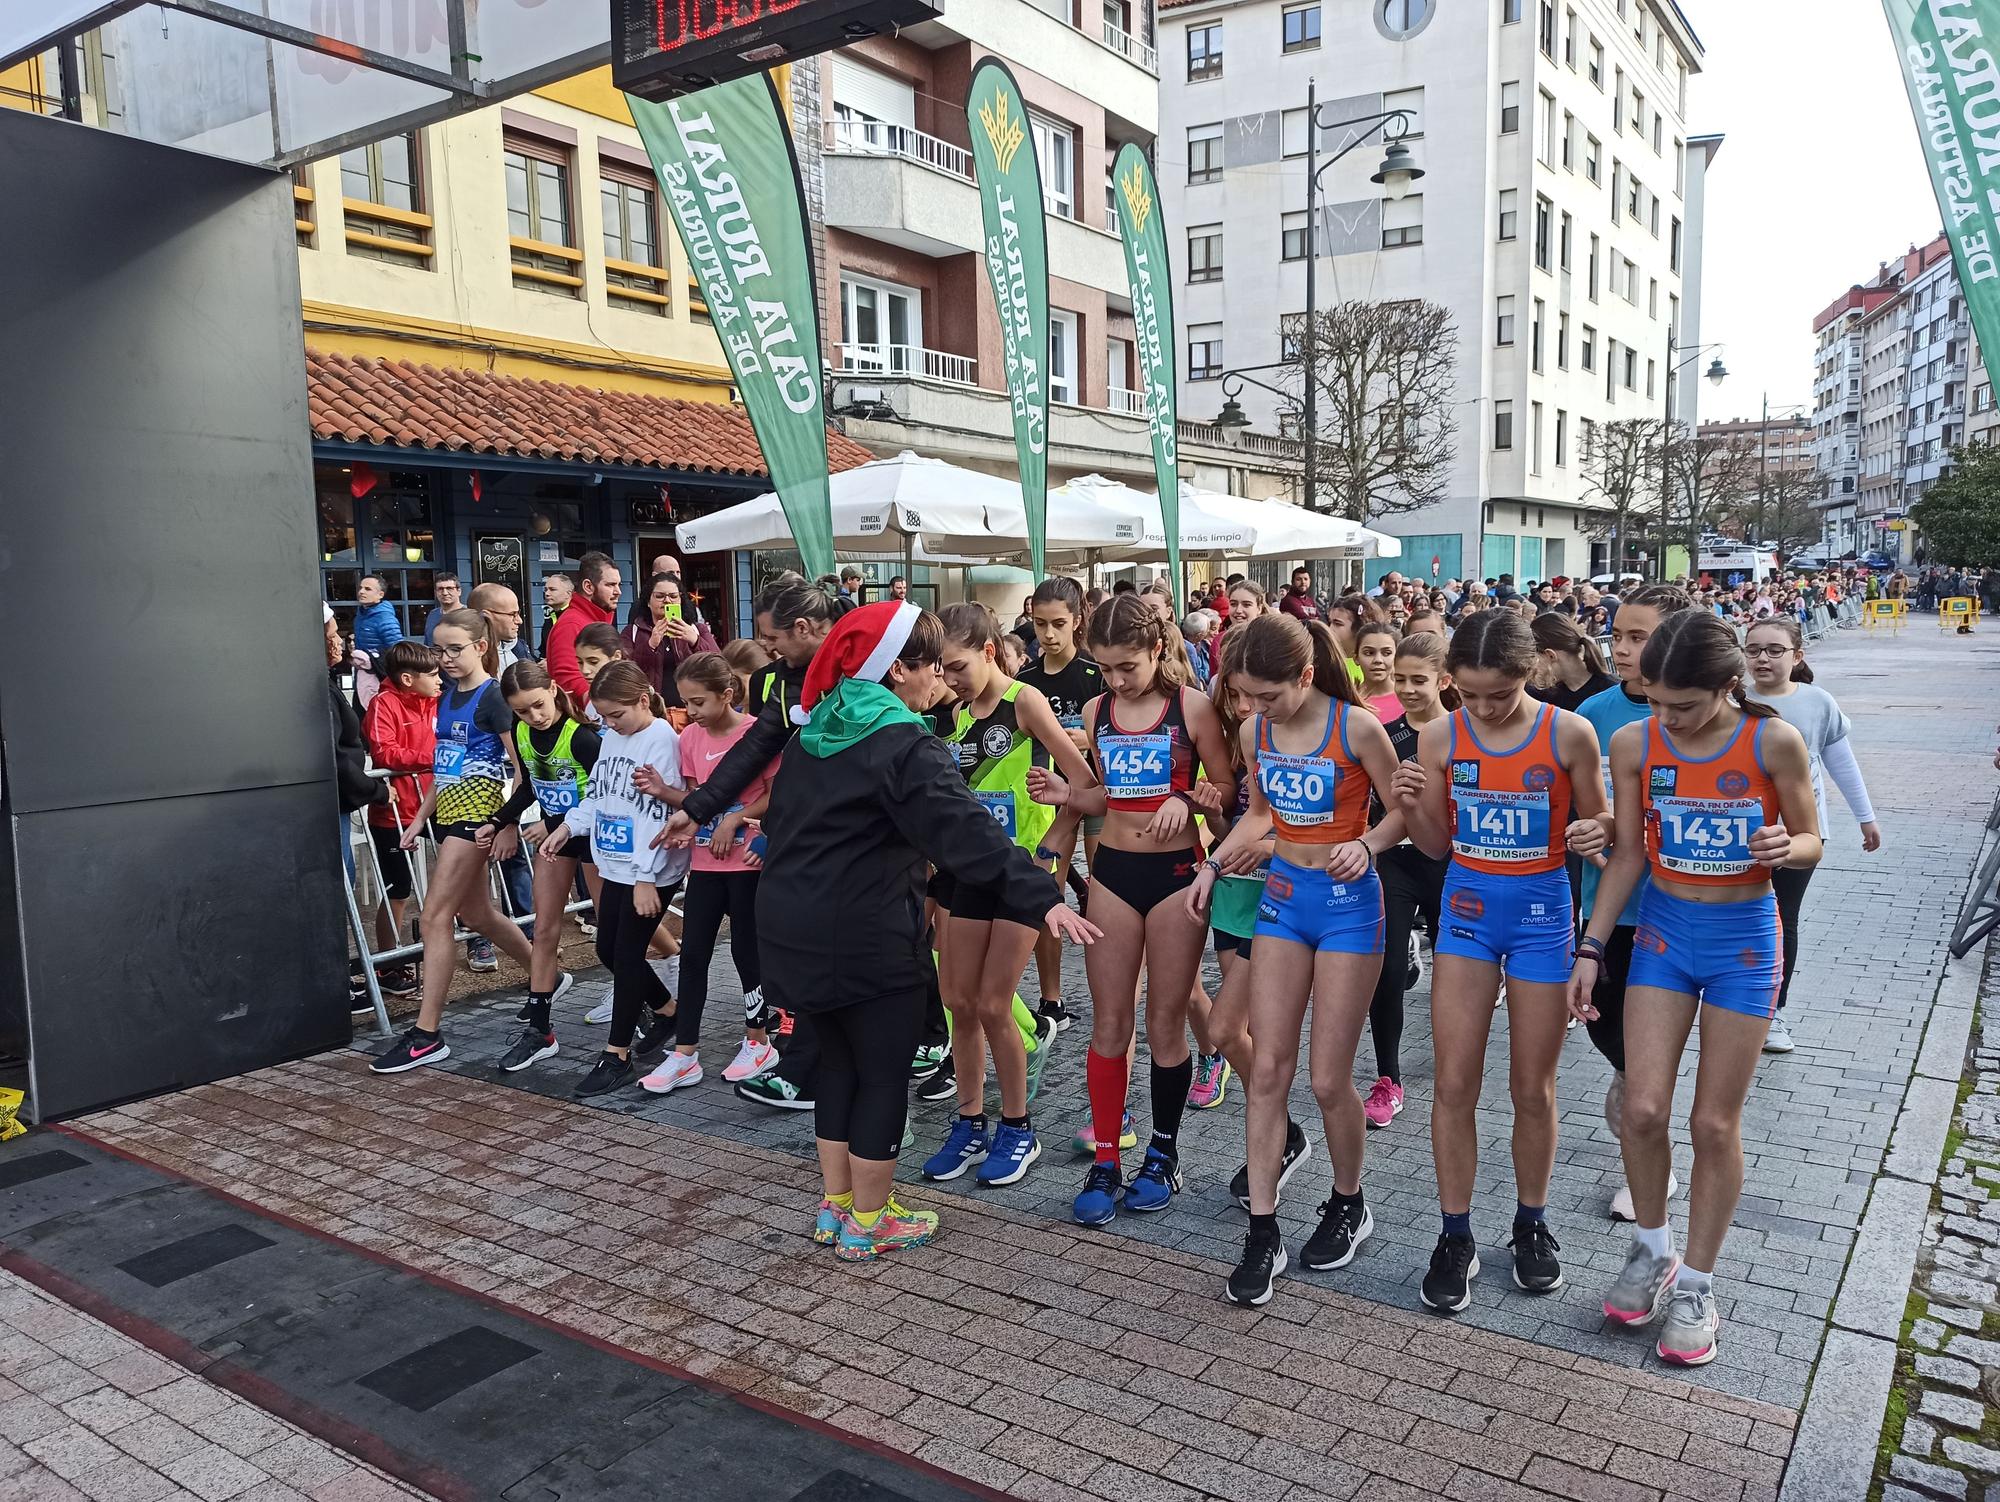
[1496,295,1517,346]
[1378,0,1433,37]
[1678,58,1689,114]
[1589,36,1603,86]
[1648,277,1658,319]
[1652,113,1663,154]
[1186,22,1222,80]
[1282,107,1310,158]
[340,132,431,266]
[1495,400,1515,450]
[1384,87,1425,138]
[1675,137,1686,195]
[1502,0,1521,20]
[1562,110,1574,169]
[1282,211,1312,261]
[1538,89,1557,165]
[1382,194,1424,247]
[1532,298,1545,371]
[1188,124,1223,184]
[1559,210,1573,270]
[600,162,668,315]
[1632,88,1646,141]
[1565,6,1578,65]
[1614,67,1625,129]
[505,132,579,296]
[1585,132,1601,183]
[1558,311,1570,368]
[1646,358,1656,399]
[1032,113,1075,218]
[1284,4,1321,51]
[839,274,921,372]
[1500,81,1520,134]
[1534,194,1552,271]
[1531,401,1544,472]
[1624,347,1638,390]
[1538,0,1556,57]
[1188,224,1223,282]
[1049,310,1079,405]
[1581,415,1598,462]
[1279,314,1305,361]
[1188,324,1223,380]
[1588,233,1599,299]
[1499,188,1519,240]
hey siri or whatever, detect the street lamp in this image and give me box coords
[1754,394,1810,552]
[1658,332,1728,576]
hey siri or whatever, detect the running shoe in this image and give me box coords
[1608,1170,1679,1223]
[584,997,615,1025]
[378,963,420,999]
[1024,1016,1055,1105]
[976,1123,1041,1187]
[769,1008,794,1038]
[371,1028,449,1074]
[1362,1077,1404,1129]
[1070,1111,1137,1155]
[723,1039,780,1083]
[1039,997,1074,1033]
[1301,1200,1373,1271]
[640,1052,703,1094]
[466,936,499,972]
[1508,1219,1565,1293]
[1072,1161,1124,1226]
[734,1074,814,1111]
[1762,1016,1795,1054]
[573,1051,635,1098]
[1419,1232,1480,1314]
[1225,1223,1287,1307]
[515,970,575,1022]
[1603,1241,1680,1326]
[916,1060,959,1103]
[812,1198,842,1246]
[1230,1120,1312,1210]
[1124,1146,1182,1213]
[576,916,596,937]
[910,1042,948,1079]
[834,1199,939,1263]
[922,1117,989,1182]
[633,1007,676,1059]
[1187,1053,1231,1111]
[499,1027,558,1073]
[1656,1283,1719,1366]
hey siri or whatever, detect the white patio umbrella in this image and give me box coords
[1182,488,1405,561]
[1055,474,1255,561]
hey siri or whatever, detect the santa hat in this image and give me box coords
[792,599,923,726]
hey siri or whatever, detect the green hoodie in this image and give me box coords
[799,678,927,758]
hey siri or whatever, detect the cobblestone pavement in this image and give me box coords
[0,1266,424,1502]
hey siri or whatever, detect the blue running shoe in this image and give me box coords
[922,1116,989,1181]
[1073,1161,1124,1226]
[813,1197,843,1245]
[977,1123,1041,1187]
[1125,1145,1183,1213]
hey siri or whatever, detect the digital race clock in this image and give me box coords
[612,0,945,100]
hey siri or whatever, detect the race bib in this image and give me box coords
[593,811,635,859]
[1099,732,1172,799]
[432,740,467,784]
[975,789,1017,838]
[696,803,747,845]
[1650,795,1758,878]
[1451,789,1551,862]
[1259,752,1339,827]
[532,777,579,816]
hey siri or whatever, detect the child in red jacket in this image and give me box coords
[362,641,441,994]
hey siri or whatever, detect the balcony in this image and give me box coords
[920,0,1158,129]
[1100,17,1158,71]
[836,342,977,385]
[1108,384,1148,416]
[822,121,1133,297]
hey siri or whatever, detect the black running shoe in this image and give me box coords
[1420,1232,1481,1314]
[916,1061,959,1103]
[1039,998,1073,1033]
[633,1007,676,1060]
[499,1027,558,1073]
[516,970,575,1022]
[735,1074,814,1111]
[378,963,420,999]
[1225,1223,1288,1306]
[1301,1199,1374,1271]
[1230,1119,1314,1210]
[574,1051,635,1098]
[1508,1219,1565,1293]
[371,1028,449,1074]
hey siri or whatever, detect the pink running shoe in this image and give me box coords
[1363,1077,1404,1129]
[723,1039,780,1082]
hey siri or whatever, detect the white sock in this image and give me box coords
[1635,1222,1673,1261]
[1676,1264,1714,1297]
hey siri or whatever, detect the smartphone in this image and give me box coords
[665,599,684,622]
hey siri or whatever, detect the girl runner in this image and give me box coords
[539,662,691,1097]
[372,609,535,1074]
[1030,593,1235,1227]
[1392,610,1610,1312]
[632,652,781,1094]
[1529,614,1616,711]
[1016,576,1104,1032]
[1188,615,1404,1304]
[1360,631,1454,1132]
[920,605,1096,1186]
[482,660,594,1072]
[1575,611,1822,1366]
[1353,619,1404,721]
[1742,617,1881,1055]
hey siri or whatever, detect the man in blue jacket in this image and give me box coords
[352,575,404,664]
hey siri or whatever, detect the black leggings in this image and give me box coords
[813,989,924,1161]
[595,879,673,1050]
[1582,924,1637,1074]
[1368,845,1446,1083]
[676,870,759,1048]
[1773,866,1814,1014]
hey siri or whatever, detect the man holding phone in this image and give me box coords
[623,570,717,706]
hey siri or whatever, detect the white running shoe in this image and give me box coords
[640,1052,703,1094]
[551,972,576,1005]
[584,996,614,1025]
[1609,1170,1680,1223]
[1762,1016,1795,1054]
[723,1039,780,1083]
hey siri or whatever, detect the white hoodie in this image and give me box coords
[563,718,690,887]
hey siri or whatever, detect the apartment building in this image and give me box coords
[1157,0,1712,585]
[1970,326,2000,448]
[801,0,1296,512]
[1858,272,1912,532]
[1900,249,1968,520]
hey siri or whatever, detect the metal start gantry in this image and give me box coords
[1953,788,2000,960]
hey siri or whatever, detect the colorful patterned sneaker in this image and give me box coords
[639,1052,703,1094]
[735,1074,814,1111]
[1656,1284,1719,1366]
[1124,1146,1182,1213]
[723,1039,780,1083]
[1603,1241,1680,1326]
[812,1198,844,1246]
[1072,1161,1124,1226]
[922,1116,989,1182]
[1187,1054,1231,1111]
[1070,1110,1137,1155]
[1362,1077,1404,1129]
[1024,1015,1055,1104]
[834,1199,939,1262]
[976,1123,1042,1187]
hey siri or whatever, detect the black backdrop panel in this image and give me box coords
[0,111,348,1120]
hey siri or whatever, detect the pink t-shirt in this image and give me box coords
[1368,692,1403,722]
[679,715,772,873]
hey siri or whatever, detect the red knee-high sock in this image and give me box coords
[1086,1047,1130,1167]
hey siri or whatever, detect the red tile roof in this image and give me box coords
[305,349,875,478]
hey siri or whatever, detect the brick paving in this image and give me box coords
[0,1265,423,1502]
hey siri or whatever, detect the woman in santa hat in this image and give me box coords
[756,600,1100,1262]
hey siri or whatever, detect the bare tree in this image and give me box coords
[1755,465,1827,554]
[1275,300,1460,523]
[1580,417,1668,574]
[1670,427,1761,559]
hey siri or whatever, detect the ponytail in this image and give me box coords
[1305,620,1363,706]
[1235,613,1359,706]
[1643,611,1776,719]
[500,659,586,726]
[437,606,499,678]
[591,659,669,720]
[1396,630,1460,710]
[1086,591,1192,691]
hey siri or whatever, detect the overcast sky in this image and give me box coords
[1684,0,1941,419]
